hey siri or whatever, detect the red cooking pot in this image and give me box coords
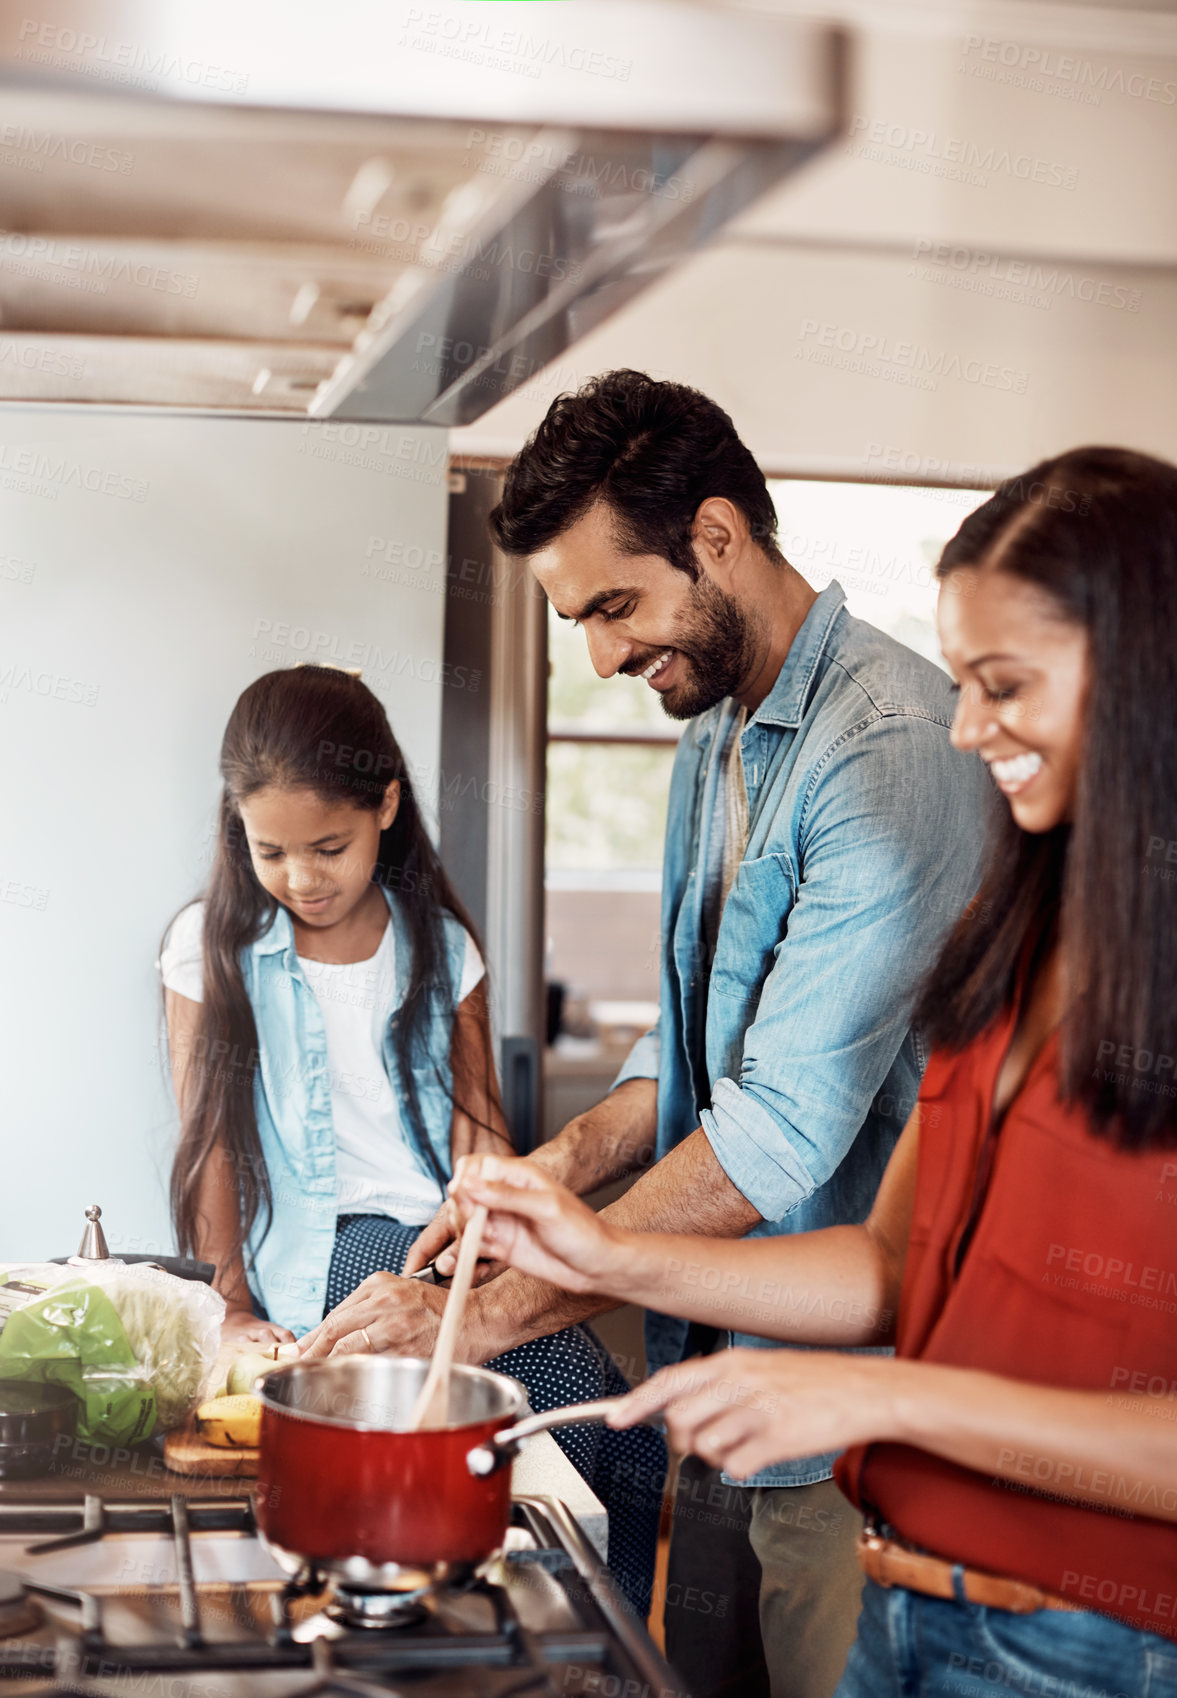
[255,1356,528,1593]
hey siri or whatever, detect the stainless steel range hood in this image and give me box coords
[0,1,844,421]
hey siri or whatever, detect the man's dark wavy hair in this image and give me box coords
[488,369,783,577]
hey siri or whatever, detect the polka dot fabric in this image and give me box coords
[327,1214,666,1617]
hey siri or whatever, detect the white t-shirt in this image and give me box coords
[160,903,484,1225]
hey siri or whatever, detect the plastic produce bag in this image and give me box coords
[0,1261,224,1443]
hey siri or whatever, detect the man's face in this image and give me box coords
[530,501,757,720]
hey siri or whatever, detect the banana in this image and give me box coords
[194,1394,262,1448]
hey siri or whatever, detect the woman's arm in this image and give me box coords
[164,989,293,1346]
[446,1112,921,1346]
[301,1111,917,1362]
[610,1346,1177,1521]
[402,978,514,1276]
[901,1362,1177,1522]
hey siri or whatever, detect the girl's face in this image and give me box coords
[237,783,399,928]
[936,565,1089,833]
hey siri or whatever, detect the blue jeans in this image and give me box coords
[835,1577,1177,1698]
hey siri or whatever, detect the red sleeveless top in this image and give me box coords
[836,1006,1177,1640]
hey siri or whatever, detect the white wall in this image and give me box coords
[0,412,449,1261]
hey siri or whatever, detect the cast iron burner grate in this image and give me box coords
[0,1492,687,1698]
[0,1566,41,1639]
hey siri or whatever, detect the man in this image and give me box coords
[303,371,992,1698]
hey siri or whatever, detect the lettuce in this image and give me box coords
[0,1261,225,1441]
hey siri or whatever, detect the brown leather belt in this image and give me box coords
[857,1526,1082,1615]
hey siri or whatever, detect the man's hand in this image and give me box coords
[448,1155,628,1295]
[298,1274,450,1360]
[401,1206,457,1277]
[609,1346,896,1480]
[402,1197,510,1285]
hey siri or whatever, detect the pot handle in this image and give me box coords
[467,1397,638,1478]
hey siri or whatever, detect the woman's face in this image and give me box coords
[237,783,399,929]
[936,565,1089,833]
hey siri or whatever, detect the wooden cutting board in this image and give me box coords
[162,1343,261,1476]
[163,1418,259,1477]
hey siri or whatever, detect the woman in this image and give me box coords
[160,665,665,1613]
[447,448,1177,1694]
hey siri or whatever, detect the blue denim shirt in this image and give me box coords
[614,583,992,1486]
[240,889,467,1336]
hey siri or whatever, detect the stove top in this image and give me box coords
[0,1492,688,1697]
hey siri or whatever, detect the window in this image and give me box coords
[768,478,990,669]
[542,477,990,1040]
[546,607,679,887]
[544,609,677,1048]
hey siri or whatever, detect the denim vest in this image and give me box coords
[614,584,994,1485]
[240,889,467,1335]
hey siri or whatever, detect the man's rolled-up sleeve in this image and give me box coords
[700,712,987,1222]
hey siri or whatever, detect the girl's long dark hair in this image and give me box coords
[169,666,486,1265]
[915,446,1177,1149]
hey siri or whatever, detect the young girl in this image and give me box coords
[447,448,1177,1697]
[161,664,664,1613]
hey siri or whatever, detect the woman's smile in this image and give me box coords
[986,750,1044,797]
[937,568,1088,833]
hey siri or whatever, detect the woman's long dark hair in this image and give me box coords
[915,446,1177,1149]
[169,665,487,1265]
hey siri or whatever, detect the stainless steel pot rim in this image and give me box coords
[256,1357,527,1434]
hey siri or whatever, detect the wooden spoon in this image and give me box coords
[405,1204,488,1431]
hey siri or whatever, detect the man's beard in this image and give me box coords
[654,575,759,721]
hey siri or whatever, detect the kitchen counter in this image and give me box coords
[0,1426,608,1561]
[511,1426,607,1561]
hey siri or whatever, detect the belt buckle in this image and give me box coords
[857,1514,891,1576]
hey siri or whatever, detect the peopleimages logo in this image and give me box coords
[400,8,633,83]
[14,18,249,93]
[0,230,198,296]
[961,36,1177,106]
[0,338,87,380]
[0,663,101,707]
[0,443,148,501]
[0,124,133,173]
[796,320,1029,394]
[846,115,1078,190]
[463,129,694,204]
[909,240,1142,315]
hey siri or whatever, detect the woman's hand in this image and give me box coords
[219,1307,296,1350]
[608,1346,900,1480]
[447,1155,628,1296]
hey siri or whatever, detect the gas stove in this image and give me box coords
[0,1492,689,1697]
